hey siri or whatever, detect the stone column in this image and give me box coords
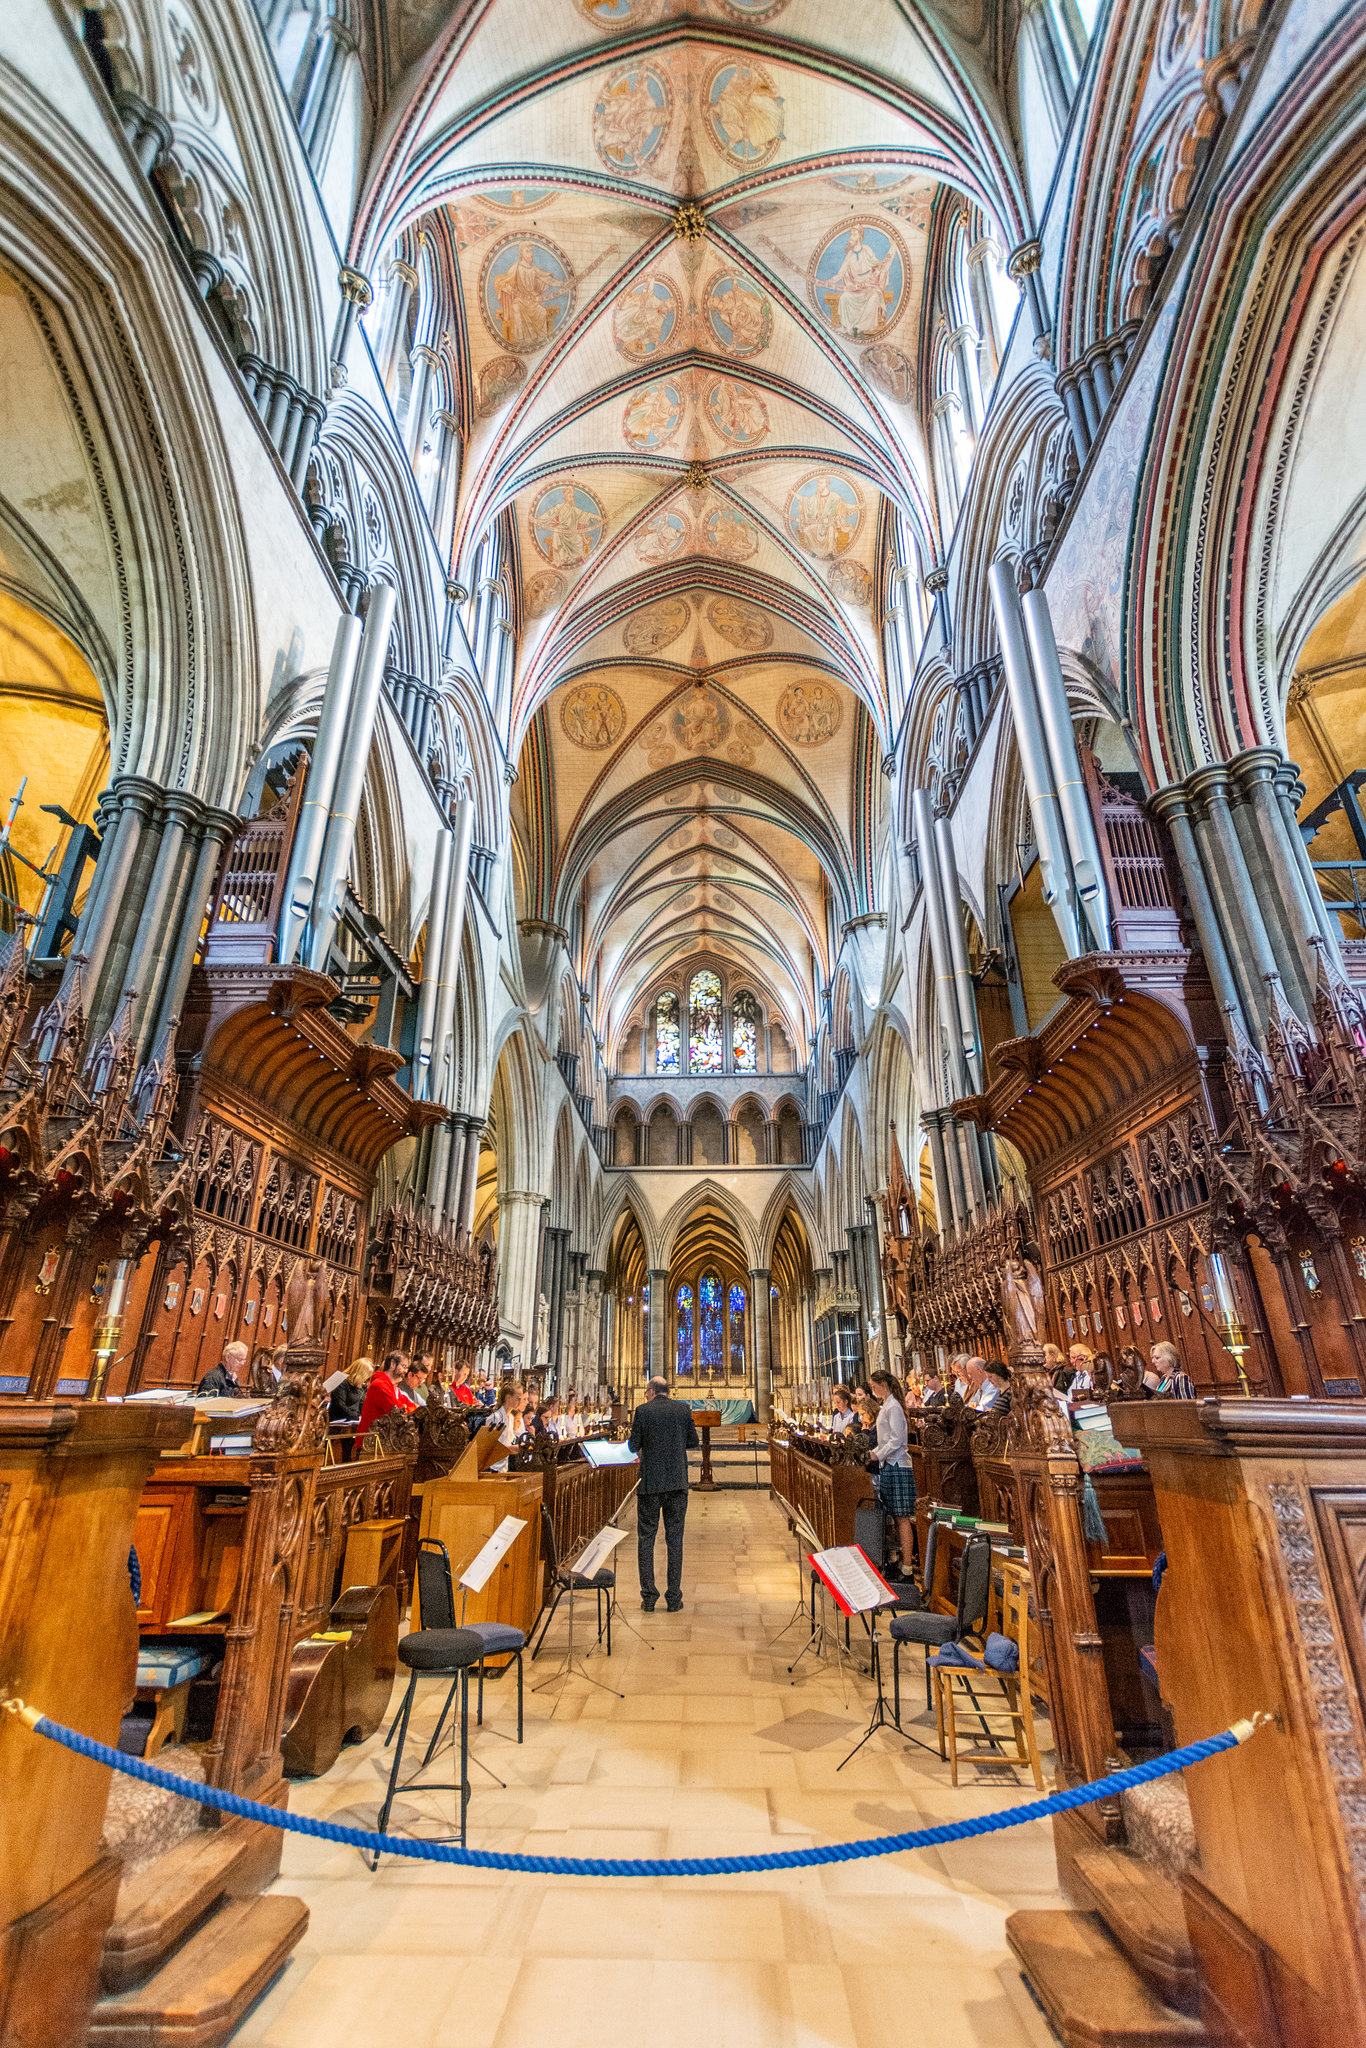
[496,1190,544,1368]
[649,1267,669,1382]
[750,1269,773,1421]
[456,1117,485,1235]
[406,344,440,462]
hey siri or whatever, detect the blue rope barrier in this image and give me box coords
[3,1697,1265,1878]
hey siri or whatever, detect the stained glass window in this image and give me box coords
[688,969,722,1073]
[675,1283,693,1376]
[732,990,759,1072]
[641,1278,650,1370]
[728,1283,747,1375]
[700,1272,723,1377]
[656,991,680,1073]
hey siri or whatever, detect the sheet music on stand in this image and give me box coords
[458,1515,527,1594]
[571,1522,631,1581]
[808,1545,898,1618]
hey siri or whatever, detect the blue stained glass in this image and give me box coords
[700,1272,723,1375]
[675,1283,693,1375]
[732,991,759,1072]
[728,1283,747,1375]
[641,1278,650,1370]
[688,970,722,1073]
[656,991,680,1073]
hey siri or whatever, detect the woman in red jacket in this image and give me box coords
[358,1350,413,1436]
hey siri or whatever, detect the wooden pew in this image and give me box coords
[766,1427,874,1546]
[0,1400,195,2048]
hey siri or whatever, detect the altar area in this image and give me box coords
[234,1489,1060,2048]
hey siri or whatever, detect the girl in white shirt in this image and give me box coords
[869,1370,917,1573]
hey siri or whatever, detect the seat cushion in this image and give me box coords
[889,1612,958,1646]
[398,1627,486,1671]
[568,1568,616,1589]
[464,1622,526,1655]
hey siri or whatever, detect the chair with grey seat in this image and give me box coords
[890,1529,992,1729]
[530,1501,617,1661]
[371,1539,525,1863]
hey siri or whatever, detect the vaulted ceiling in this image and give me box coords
[360,1,1025,1063]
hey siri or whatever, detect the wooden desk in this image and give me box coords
[416,1434,545,1657]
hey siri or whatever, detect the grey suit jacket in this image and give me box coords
[628,1397,700,1493]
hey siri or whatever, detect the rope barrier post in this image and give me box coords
[2,1694,1274,1880]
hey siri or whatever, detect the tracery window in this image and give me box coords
[728,1283,747,1375]
[688,970,723,1073]
[641,1277,650,1371]
[699,1271,723,1375]
[732,990,759,1073]
[675,1282,693,1376]
[656,991,680,1073]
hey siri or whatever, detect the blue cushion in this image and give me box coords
[465,1622,526,1655]
[398,1627,486,1671]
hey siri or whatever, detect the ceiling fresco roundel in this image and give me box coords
[480,186,556,210]
[523,569,566,617]
[480,235,575,353]
[829,558,873,607]
[530,480,607,568]
[593,64,672,175]
[623,378,685,450]
[634,506,690,563]
[624,596,691,652]
[705,377,768,446]
[779,679,843,745]
[702,500,757,561]
[704,271,771,358]
[808,218,909,339]
[707,596,772,650]
[613,273,680,359]
[786,471,863,560]
[560,682,626,749]
[703,60,785,169]
[674,684,731,752]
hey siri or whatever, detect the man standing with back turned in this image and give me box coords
[629,1376,700,1612]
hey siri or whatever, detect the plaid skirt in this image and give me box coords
[875,1463,918,1515]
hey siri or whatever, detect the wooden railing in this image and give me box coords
[204,769,305,966]
[767,1428,874,1546]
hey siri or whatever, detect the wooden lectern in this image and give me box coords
[1113,1398,1366,2048]
[0,1401,194,2048]
[414,1428,544,1655]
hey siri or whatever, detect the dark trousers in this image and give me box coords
[637,1487,689,1604]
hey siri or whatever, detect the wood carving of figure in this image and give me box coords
[284,1257,330,1344]
[1001,1256,1044,1342]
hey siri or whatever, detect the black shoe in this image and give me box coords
[665,1599,684,1612]
[641,1596,658,1611]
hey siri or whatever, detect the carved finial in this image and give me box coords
[673,201,707,245]
[683,460,708,492]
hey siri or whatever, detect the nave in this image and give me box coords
[238,1487,1059,2048]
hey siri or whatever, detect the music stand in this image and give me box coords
[803,1546,901,1767]
[769,1507,821,1656]
[532,1521,630,1707]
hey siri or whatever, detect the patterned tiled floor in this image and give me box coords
[238,1487,1062,2047]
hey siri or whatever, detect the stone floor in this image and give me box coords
[237,1486,1063,2048]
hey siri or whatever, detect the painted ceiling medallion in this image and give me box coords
[706,596,772,650]
[702,500,757,561]
[593,64,672,175]
[705,376,768,446]
[624,596,691,652]
[860,342,914,403]
[786,471,863,560]
[703,271,771,357]
[576,0,666,27]
[828,558,873,607]
[634,506,690,563]
[673,683,731,752]
[480,186,557,210]
[529,479,607,568]
[713,0,791,17]
[827,170,912,194]
[779,679,843,745]
[809,218,909,338]
[477,355,525,416]
[480,235,575,353]
[613,272,681,359]
[560,682,627,749]
[523,569,566,617]
[623,378,685,450]
[702,60,785,169]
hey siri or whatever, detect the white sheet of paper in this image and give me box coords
[571,1523,631,1581]
[323,1370,347,1393]
[458,1515,527,1594]
[812,1545,897,1614]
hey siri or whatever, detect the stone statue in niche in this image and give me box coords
[535,1291,550,1365]
[284,1257,331,1345]
[1001,1255,1045,1342]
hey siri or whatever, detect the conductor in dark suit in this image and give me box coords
[628,1377,700,1612]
